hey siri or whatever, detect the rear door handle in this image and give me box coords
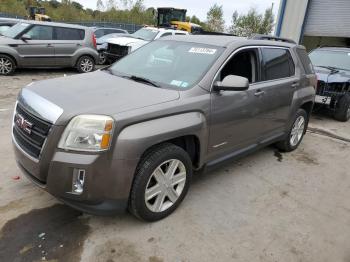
[47,44,54,48]
[254,90,265,97]
[291,82,300,88]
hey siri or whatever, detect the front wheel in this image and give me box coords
[334,94,350,122]
[276,109,308,152]
[129,143,192,222]
[76,56,95,73]
[0,55,15,75]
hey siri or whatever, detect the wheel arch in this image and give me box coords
[0,53,17,66]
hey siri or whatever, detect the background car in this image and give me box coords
[309,47,350,122]
[0,21,99,75]
[104,26,188,63]
[92,27,128,39]
[96,32,129,64]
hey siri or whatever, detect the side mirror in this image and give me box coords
[21,34,31,41]
[213,75,249,92]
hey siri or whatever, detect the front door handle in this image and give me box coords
[47,44,54,48]
[254,90,265,97]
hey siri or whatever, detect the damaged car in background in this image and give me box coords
[309,47,350,121]
[103,26,188,63]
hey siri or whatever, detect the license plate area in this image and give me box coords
[315,95,331,105]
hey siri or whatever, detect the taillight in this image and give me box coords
[92,34,97,49]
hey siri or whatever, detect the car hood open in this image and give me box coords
[314,66,350,84]
[23,70,180,125]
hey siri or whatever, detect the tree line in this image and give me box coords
[0,0,275,36]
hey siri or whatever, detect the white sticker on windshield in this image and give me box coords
[171,80,183,86]
[189,47,217,55]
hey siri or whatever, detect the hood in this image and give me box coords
[314,66,350,83]
[24,70,180,125]
[106,36,148,46]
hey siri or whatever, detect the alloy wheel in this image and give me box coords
[0,57,13,75]
[145,159,187,213]
[80,58,94,72]
[290,115,305,147]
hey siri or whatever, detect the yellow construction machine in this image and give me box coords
[156,7,202,33]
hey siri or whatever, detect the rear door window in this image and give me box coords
[262,48,295,81]
[55,27,85,40]
[25,25,53,40]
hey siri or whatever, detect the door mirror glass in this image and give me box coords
[21,34,31,41]
[214,75,249,91]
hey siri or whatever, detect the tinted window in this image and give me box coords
[160,32,172,38]
[55,27,85,40]
[297,48,314,74]
[175,32,187,35]
[262,48,295,80]
[26,25,53,40]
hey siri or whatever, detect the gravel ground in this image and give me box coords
[0,69,349,262]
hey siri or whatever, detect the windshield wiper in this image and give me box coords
[316,65,340,73]
[128,75,160,87]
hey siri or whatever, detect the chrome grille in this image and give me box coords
[13,103,52,159]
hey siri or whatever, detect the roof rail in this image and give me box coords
[251,34,296,44]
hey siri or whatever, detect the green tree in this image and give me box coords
[206,4,225,32]
[229,7,275,37]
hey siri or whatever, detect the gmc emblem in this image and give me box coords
[15,113,33,135]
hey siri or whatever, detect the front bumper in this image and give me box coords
[13,140,138,215]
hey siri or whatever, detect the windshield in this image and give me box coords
[109,40,223,90]
[131,28,158,41]
[309,50,350,71]
[2,22,30,38]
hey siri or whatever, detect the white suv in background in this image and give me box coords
[103,26,188,63]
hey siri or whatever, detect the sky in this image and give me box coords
[74,0,281,25]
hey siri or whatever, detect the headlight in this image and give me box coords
[58,115,114,152]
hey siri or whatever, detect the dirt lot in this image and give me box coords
[0,69,349,262]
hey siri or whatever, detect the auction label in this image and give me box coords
[189,47,217,55]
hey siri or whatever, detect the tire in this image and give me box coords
[334,94,350,122]
[129,143,193,222]
[276,109,308,152]
[76,55,95,73]
[0,54,16,75]
[98,52,106,65]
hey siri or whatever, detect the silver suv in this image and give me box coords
[0,21,99,75]
[12,35,316,221]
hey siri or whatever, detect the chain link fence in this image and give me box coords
[0,12,142,33]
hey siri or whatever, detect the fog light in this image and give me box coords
[72,169,85,195]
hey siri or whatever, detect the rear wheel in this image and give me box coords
[276,109,308,152]
[0,55,15,75]
[77,56,95,73]
[129,143,192,222]
[334,94,350,122]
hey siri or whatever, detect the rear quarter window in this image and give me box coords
[296,48,314,74]
[55,27,85,40]
[262,48,295,81]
